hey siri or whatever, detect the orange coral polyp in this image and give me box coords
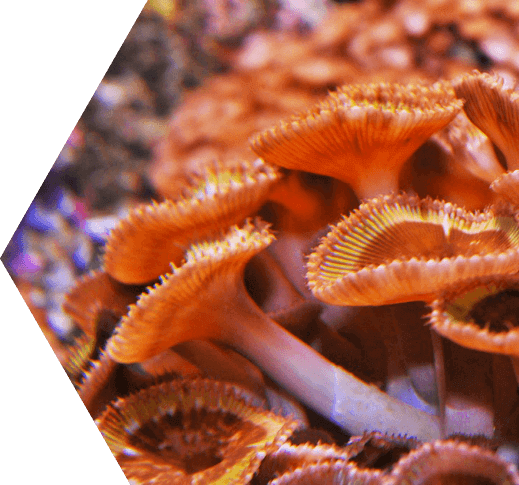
[307,194,519,306]
[387,440,519,485]
[252,80,461,200]
[96,379,299,485]
[491,170,519,206]
[103,159,282,285]
[429,276,519,358]
[106,218,276,364]
[454,71,519,171]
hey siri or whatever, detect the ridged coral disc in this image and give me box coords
[270,461,383,485]
[453,71,519,171]
[491,170,519,206]
[344,431,420,469]
[107,218,275,364]
[256,441,357,484]
[387,440,519,485]
[103,159,281,284]
[77,349,118,417]
[429,276,519,357]
[63,333,97,387]
[307,193,519,306]
[63,270,140,336]
[431,112,504,185]
[251,80,461,197]
[95,379,298,485]
[258,431,418,485]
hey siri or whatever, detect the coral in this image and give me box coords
[12,2,519,483]
[61,70,519,481]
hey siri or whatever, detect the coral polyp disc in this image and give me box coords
[96,379,298,484]
[307,194,519,305]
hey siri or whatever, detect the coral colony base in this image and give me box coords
[61,72,519,484]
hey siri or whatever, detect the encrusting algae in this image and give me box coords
[61,71,519,483]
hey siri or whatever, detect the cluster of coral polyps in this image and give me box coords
[148,0,519,205]
[63,71,519,483]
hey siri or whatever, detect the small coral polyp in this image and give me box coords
[388,440,519,485]
[96,379,298,484]
[430,276,519,358]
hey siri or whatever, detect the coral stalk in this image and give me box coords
[107,220,440,439]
